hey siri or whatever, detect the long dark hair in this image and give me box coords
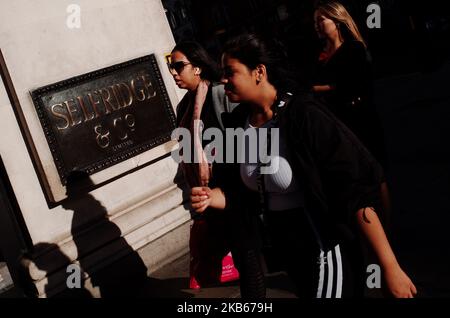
[172,41,221,82]
[222,33,301,93]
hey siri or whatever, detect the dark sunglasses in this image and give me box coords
[167,61,192,74]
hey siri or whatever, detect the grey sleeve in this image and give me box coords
[211,84,239,130]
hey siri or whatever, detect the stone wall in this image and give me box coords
[0,0,189,297]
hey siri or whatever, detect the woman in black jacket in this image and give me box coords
[190,33,416,298]
[169,41,265,297]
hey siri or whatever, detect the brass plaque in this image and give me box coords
[31,54,176,185]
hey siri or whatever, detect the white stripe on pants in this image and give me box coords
[316,244,343,298]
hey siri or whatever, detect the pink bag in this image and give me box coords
[190,252,239,289]
[189,219,239,289]
[220,252,240,283]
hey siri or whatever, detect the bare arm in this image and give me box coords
[356,207,417,298]
[312,84,334,93]
[190,186,225,213]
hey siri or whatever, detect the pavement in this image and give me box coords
[0,262,18,298]
[0,262,12,291]
[0,253,298,299]
[139,252,298,299]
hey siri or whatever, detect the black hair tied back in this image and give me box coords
[223,33,302,93]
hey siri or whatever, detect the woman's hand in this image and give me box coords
[190,186,226,213]
[384,264,417,298]
[190,187,211,213]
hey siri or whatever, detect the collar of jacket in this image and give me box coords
[221,91,305,129]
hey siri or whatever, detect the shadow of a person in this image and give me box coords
[62,171,192,298]
[21,243,92,298]
[61,171,150,297]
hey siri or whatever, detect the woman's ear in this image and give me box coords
[255,64,266,84]
[194,67,201,76]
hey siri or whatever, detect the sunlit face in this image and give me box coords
[169,50,200,91]
[314,10,338,40]
[220,54,258,103]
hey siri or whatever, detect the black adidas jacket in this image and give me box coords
[216,92,384,249]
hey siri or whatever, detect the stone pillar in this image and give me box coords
[0,0,189,297]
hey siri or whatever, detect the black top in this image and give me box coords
[315,40,387,167]
[217,92,384,249]
[315,40,371,111]
[176,87,222,188]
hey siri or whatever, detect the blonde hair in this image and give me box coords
[316,1,366,48]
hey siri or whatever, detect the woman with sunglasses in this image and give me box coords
[190,33,416,298]
[169,41,266,298]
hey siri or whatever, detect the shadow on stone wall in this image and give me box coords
[20,171,192,298]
